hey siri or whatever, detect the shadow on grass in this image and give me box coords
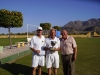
[1,63,47,75]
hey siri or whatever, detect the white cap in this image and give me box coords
[37,26,43,30]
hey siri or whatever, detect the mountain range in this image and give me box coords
[62,18,100,34]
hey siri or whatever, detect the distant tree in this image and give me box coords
[40,23,51,30]
[53,26,61,31]
[0,9,23,49]
[40,23,51,34]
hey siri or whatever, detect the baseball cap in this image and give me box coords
[37,26,43,30]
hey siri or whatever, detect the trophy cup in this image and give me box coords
[51,41,56,50]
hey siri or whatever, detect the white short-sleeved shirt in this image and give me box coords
[60,36,77,55]
[30,35,45,55]
[45,37,60,55]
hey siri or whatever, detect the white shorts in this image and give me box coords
[46,53,59,68]
[32,55,45,67]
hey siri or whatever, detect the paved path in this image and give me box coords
[0,45,30,59]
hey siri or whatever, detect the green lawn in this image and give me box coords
[0,38,27,46]
[75,38,100,75]
[0,38,100,75]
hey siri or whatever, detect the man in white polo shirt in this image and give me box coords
[44,29,60,75]
[30,26,45,75]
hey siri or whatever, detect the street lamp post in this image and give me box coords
[27,24,38,38]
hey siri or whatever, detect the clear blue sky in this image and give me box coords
[0,0,100,33]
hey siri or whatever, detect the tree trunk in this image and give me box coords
[8,27,12,49]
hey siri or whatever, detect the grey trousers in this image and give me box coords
[61,54,75,75]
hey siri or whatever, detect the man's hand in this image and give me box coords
[72,54,77,62]
[35,50,40,54]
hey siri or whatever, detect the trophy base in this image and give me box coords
[50,47,55,50]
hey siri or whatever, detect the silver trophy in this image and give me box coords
[51,41,56,50]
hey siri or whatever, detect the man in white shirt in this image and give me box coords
[44,29,60,75]
[30,26,45,75]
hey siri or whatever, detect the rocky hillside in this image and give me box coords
[62,18,100,34]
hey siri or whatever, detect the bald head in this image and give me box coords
[49,29,56,39]
[61,29,68,39]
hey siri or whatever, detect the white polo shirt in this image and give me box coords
[30,35,45,55]
[45,37,60,55]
